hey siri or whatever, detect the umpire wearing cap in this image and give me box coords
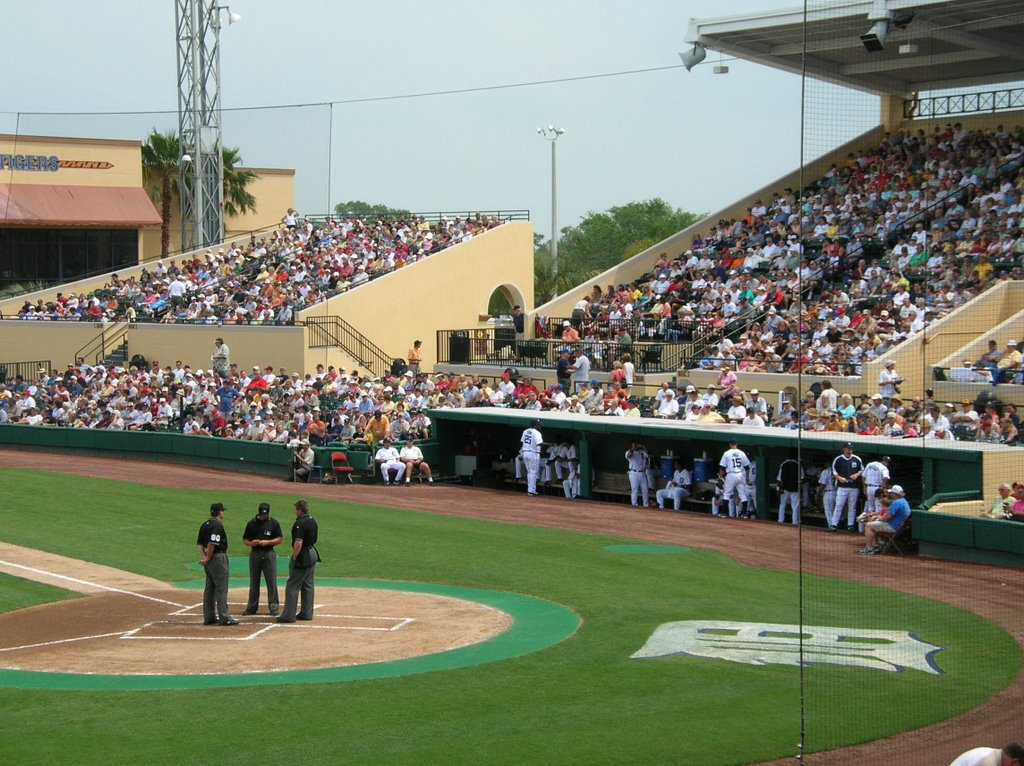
[196,502,238,625]
[277,499,320,623]
[242,502,283,616]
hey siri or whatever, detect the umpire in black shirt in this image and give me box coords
[196,502,238,626]
[277,498,320,623]
[242,502,283,616]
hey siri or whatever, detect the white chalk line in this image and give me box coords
[0,631,130,653]
[0,559,185,608]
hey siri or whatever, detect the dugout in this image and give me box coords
[428,409,994,515]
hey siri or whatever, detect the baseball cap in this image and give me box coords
[257,502,270,515]
[842,442,853,449]
[210,502,226,515]
[881,456,891,463]
[889,485,904,495]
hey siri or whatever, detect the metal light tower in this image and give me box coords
[536,125,565,290]
[175,1,239,252]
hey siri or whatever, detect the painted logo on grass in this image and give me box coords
[632,620,945,674]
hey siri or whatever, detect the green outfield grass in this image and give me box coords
[0,468,1018,765]
[0,573,80,612]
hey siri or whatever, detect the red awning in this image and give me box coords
[0,183,162,228]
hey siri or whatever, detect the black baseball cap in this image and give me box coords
[210,502,226,515]
[257,502,270,515]
[842,442,854,449]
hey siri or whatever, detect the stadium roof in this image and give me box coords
[686,0,1024,99]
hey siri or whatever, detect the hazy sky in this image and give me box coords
[4,1,879,240]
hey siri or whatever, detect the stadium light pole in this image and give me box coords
[537,125,565,295]
[175,1,241,253]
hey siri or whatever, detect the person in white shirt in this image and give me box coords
[719,438,751,518]
[746,389,768,418]
[569,354,591,394]
[625,440,651,507]
[947,742,1023,766]
[726,397,747,423]
[520,419,544,496]
[656,390,679,418]
[878,360,902,400]
[374,439,406,485]
[655,460,692,511]
[399,438,433,484]
[741,407,766,427]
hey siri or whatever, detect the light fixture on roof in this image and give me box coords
[860,19,890,52]
[860,0,892,52]
[678,43,707,72]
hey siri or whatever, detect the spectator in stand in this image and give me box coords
[981,483,1015,519]
[994,339,1022,383]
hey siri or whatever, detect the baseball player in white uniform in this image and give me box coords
[710,469,726,517]
[862,456,891,515]
[625,440,650,507]
[818,466,837,527]
[655,460,692,511]
[520,419,544,496]
[559,441,579,499]
[374,439,405,485]
[719,438,751,518]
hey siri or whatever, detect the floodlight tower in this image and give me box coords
[175,1,240,252]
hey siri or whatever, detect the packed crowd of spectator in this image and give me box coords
[550,122,1024,377]
[4,354,1019,446]
[11,211,503,324]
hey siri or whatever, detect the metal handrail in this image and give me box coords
[304,316,392,378]
[435,329,688,375]
[304,209,530,226]
[904,87,1024,120]
[0,359,52,383]
[73,322,130,368]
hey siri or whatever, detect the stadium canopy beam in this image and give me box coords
[686,0,1024,101]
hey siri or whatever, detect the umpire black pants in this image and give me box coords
[281,559,315,621]
[246,549,279,614]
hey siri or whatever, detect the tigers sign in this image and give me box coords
[632,620,945,674]
[0,154,114,171]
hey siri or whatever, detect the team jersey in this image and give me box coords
[625,448,649,472]
[719,448,750,475]
[776,459,801,492]
[832,453,863,481]
[521,427,543,455]
[196,518,228,553]
[862,460,890,486]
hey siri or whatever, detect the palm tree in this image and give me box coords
[142,130,258,257]
[221,146,257,220]
[141,129,180,258]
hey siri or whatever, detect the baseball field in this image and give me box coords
[0,455,1020,766]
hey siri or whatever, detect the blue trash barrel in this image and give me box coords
[693,457,714,482]
[659,454,675,479]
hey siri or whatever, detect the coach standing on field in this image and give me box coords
[277,499,320,623]
[196,502,238,625]
[242,502,282,617]
[831,442,864,532]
